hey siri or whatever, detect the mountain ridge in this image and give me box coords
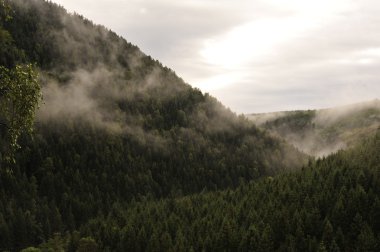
[248,99,380,157]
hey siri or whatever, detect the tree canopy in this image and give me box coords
[0,0,41,165]
[0,64,41,163]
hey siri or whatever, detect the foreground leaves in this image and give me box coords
[0,64,41,164]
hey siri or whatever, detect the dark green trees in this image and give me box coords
[0,0,42,165]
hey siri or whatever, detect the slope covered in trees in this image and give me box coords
[19,128,380,251]
[1,0,306,193]
[0,0,307,250]
[81,130,379,251]
[248,100,380,157]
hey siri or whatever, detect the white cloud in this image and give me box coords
[193,72,246,92]
[52,0,380,113]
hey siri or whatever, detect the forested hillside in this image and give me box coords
[16,127,380,251]
[79,129,380,252]
[248,100,380,157]
[0,0,307,250]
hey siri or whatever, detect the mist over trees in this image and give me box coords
[0,0,379,251]
[248,100,380,157]
[0,0,305,250]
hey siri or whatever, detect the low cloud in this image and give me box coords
[37,58,178,151]
[38,67,126,133]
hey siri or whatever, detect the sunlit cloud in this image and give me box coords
[52,0,380,113]
[199,0,354,79]
[200,18,314,69]
[193,72,246,92]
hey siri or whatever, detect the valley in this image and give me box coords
[0,0,379,251]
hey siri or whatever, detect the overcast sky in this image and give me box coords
[51,0,380,113]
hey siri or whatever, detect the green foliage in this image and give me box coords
[76,237,99,252]
[20,247,42,252]
[38,233,66,252]
[0,0,26,67]
[265,110,316,131]
[73,131,378,251]
[0,0,12,22]
[0,64,41,164]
